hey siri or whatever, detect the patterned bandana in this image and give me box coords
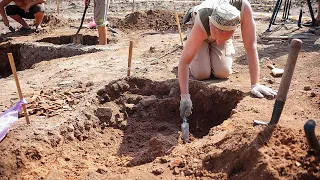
[209,3,240,31]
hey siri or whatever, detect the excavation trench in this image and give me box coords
[36,35,118,45]
[36,35,99,45]
[0,41,102,78]
[95,77,244,166]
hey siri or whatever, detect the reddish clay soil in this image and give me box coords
[0,0,319,180]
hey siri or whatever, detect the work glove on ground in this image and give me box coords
[180,94,192,118]
[251,84,277,99]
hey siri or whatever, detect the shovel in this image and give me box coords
[181,117,189,143]
[72,1,90,44]
[267,64,284,77]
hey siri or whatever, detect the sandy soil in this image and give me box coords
[0,0,319,179]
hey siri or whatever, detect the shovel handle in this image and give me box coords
[76,4,89,35]
[277,39,302,101]
[269,39,302,124]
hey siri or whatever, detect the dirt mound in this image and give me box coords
[42,14,72,28]
[202,126,320,179]
[112,10,184,31]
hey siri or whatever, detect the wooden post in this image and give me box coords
[56,0,60,15]
[127,41,133,76]
[132,0,135,13]
[7,53,30,124]
[175,12,184,46]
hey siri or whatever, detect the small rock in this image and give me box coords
[304,86,311,91]
[140,95,157,107]
[95,107,112,123]
[99,94,110,104]
[85,81,94,87]
[45,169,66,180]
[58,81,72,86]
[125,103,137,114]
[66,134,74,141]
[310,92,316,97]
[59,126,68,135]
[267,79,275,84]
[67,124,74,132]
[151,165,164,175]
[119,120,128,130]
[97,89,106,96]
[173,167,180,175]
[295,161,301,167]
[48,130,59,136]
[96,168,107,174]
[159,156,169,163]
[149,46,156,53]
[184,169,194,176]
[230,109,238,115]
[169,158,185,169]
[74,129,82,141]
[84,121,92,131]
[84,113,92,120]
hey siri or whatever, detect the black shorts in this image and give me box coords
[5,4,45,19]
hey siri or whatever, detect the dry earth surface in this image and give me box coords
[0,0,319,179]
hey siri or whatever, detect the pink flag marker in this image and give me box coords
[0,99,27,141]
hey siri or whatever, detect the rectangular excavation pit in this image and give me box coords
[0,42,102,78]
[36,35,99,45]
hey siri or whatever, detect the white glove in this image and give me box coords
[179,94,192,118]
[251,84,277,99]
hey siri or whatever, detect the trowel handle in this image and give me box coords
[267,64,275,69]
[304,119,320,155]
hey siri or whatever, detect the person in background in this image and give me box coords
[85,0,110,45]
[0,0,45,32]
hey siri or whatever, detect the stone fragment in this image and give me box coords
[151,165,164,175]
[95,107,112,123]
[173,167,180,175]
[140,95,157,107]
[304,86,311,91]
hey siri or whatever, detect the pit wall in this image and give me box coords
[0,42,102,77]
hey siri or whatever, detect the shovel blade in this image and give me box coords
[72,34,83,44]
[181,122,189,143]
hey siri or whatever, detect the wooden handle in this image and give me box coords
[7,53,30,124]
[276,39,302,101]
[175,12,183,46]
[267,64,275,69]
[127,41,133,76]
[56,0,60,15]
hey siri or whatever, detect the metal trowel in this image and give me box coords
[181,117,189,143]
[267,64,284,77]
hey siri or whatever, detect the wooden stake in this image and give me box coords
[132,0,135,13]
[175,12,184,46]
[127,41,133,76]
[7,53,30,124]
[56,0,60,15]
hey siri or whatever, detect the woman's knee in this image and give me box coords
[212,67,232,79]
[190,68,211,80]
